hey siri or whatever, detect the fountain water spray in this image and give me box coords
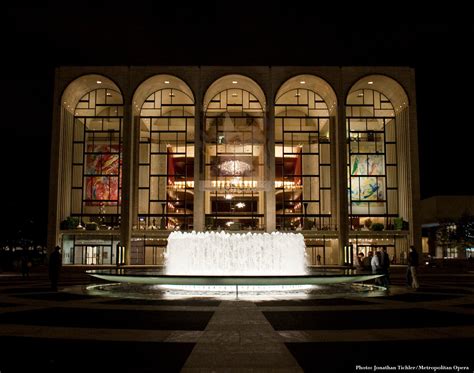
[165,231,307,276]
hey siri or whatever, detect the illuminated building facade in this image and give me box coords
[48,66,420,265]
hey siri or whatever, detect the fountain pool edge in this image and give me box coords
[87,272,383,286]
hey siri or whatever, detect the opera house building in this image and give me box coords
[47,66,420,266]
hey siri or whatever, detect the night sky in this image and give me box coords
[1,3,473,244]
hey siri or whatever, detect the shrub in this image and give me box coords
[394,217,403,230]
[60,216,79,230]
[371,223,384,231]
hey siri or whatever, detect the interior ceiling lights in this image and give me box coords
[218,160,251,176]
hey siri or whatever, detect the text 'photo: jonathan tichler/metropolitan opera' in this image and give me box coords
[47,66,420,266]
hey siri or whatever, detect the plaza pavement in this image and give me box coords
[0,266,473,372]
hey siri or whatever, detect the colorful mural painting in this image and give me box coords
[85,145,121,204]
[350,154,385,202]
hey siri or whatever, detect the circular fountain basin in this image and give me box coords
[87,268,383,286]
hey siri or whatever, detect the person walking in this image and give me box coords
[49,246,62,291]
[407,245,419,289]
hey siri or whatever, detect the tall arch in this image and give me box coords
[133,75,195,235]
[274,75,337,232]
[203,75,266,230]
[59,74,124,264]
[346,74,410,258]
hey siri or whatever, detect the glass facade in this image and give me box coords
[204,88,265,230]
[53,68,416,266]
[275,87,332,230]
[137,88,195,230]
[71,88,123,227]
[346,89,398,230]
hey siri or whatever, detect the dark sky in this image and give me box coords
[1,3,473,244]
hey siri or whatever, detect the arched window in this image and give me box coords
[275,76,335,231]
[346,88,398,228]
[203,76,265,230]
[137,86,195,230]
[71,88,123,227]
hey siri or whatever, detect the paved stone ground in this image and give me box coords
[0,267,473,372]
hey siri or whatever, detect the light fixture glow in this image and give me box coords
[236,202,246,208]
[300,80,306,84]
[232,80,238,84]
[218,160,252,176]
[368,81,373,85]
[164,80,170,84]
[96,80,102,84]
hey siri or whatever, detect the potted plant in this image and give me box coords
[371,223,384,231]
[60,216,79,230]
[394,217,403,230]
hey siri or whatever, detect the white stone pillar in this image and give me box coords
[336,94,349,265]
[193,92,205,231]
[120,103,133,264]
[265,100,276,232]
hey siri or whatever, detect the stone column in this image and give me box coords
[132,116,140,228]
[264,97,276,232]
[193,86,205,231]
[120,102,133,264]
[407,78,422,253]
[329,116,338,231]
[336,92,349,265]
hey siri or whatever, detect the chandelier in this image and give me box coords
[218,160,251,176]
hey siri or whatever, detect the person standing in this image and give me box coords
[316,254,322,266]
[363,251,373,271]
[356,252,365,271]
[20,249,30,278]
[371,250,382,285]
[380,247,390,287]
[49,246,62,291]
[407,245,419,289]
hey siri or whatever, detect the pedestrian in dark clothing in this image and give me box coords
[356,252,365,271]
[49,246,62,291]
[20,249,30,278]
[380,247,390,287]
[363,251,373,271]
[407,245,419,289]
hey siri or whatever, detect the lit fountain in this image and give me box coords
[87,231,384,296]
[166,231,307,276]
